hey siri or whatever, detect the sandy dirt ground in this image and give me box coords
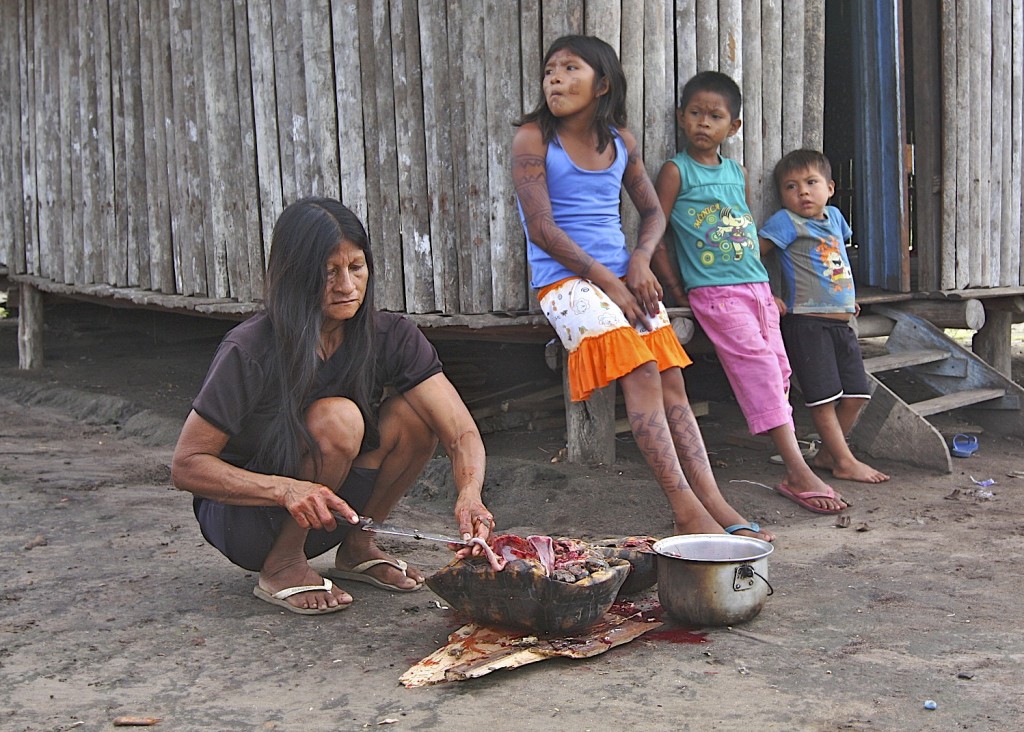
[1,303,1023,732]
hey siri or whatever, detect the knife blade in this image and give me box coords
[351,516,469,546]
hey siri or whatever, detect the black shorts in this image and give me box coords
[780,314,871,407]
[192,466,378,572]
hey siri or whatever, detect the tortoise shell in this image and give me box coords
[426,555,631,635]
[593,536,659,595]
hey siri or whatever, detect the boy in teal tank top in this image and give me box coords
[653,71,849,515]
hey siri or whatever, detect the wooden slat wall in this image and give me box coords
[940,0,1024,289]
[3,1,1021,319]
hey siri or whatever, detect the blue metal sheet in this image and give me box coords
[850,0,910,292]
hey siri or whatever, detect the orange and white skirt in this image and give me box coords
[538,277,692,402]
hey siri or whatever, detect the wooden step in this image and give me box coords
[910,388,1006,417]
[862,348,950,374]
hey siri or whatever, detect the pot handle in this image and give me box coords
[733,565,774,595]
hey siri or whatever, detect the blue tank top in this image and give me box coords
[519,131,630,289]
[666,150,768,290]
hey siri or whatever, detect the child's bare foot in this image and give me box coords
[831,459,889,483]
[814,449,889,483]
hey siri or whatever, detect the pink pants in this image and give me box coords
[688,282,794,435]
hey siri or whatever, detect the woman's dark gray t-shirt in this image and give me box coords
[192,311,442,468]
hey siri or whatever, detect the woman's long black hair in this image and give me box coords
[515,34,628,155]
[253,197,377,479]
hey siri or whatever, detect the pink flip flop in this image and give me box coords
[775,480,848,515]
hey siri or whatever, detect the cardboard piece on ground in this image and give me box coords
[400,611,663,687]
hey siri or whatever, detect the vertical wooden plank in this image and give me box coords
[520,0,542,117]
[1011,0,1023,284]
[230,0,263,298]
[110,0,130,286]
[358,2,403,310]
[198,0,241,299]
[991,0,1007,286]
[644,0,672,175]
[270,0,302,203]
[118,0,150,288]
[78,0,101,282]
[803,0,825,150]
[486,0,525,311]
[18,0,36,277]
[419,0,458,313]
[34,0,57,280]
[954,0,970,288]
[92,0,118,285]
[541,0,583,51]
[138,0,174,292]
[390,0,435,313]
[0,0,25,272]
[718,0,742,162]
[909,0,944,292]
[694,0,717,70]
[781,0,804,154]
[620,3,643,245]
[585,0,619,49]
[301,0,339,199]
[246,0,283,268]
[969,0,991,286]
[675,0,697,152]
[55,0,73,284]
[330,0,367,222]
[66,0,84,283]
[741,1,765,220]
[939,0,957,289]
[449,3,491,313]
[167,0,203,295]
[761,1,783,213]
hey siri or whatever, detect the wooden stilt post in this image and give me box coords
[973,308,1013,377]
[18,283,44,370]
[562,349,616,465]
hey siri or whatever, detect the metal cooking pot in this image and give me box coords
[653,534,774,627]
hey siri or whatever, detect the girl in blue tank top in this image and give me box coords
[511,35,772,541]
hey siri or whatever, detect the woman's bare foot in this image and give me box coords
[258,559,353,612]
[333,540,424,590]
[673,512,727,536]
